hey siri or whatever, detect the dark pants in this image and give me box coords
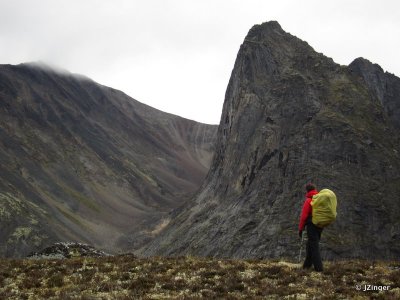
[303,222,323,271]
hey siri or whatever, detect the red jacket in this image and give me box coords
[299,189,318,231]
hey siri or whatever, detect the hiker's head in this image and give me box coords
[305,183,316,192]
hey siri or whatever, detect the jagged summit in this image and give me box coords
[350,57,384,73]
[141,21,400,259]
[246,21,283,39]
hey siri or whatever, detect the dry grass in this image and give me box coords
[0,255,399,299]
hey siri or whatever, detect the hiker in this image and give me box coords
[298,183,323,272]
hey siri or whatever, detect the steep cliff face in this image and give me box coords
[141,21,400,259]
[349,57,400,131]
[0,63,217,257]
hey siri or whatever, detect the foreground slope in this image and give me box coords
[141,21,400,259]
[0,63,217,257]
[0,256,399,299]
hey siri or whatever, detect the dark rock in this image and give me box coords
[28,242,110,259]
[0,63,217,257]
[349,57,400,130]
[140,21,400,260]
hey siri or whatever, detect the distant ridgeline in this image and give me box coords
[0,63,217,257]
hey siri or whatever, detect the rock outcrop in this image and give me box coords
[0,63,217,257]
[28,242,110,259]
[140,21,400,259]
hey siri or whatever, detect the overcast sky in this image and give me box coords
[1,0,399,124]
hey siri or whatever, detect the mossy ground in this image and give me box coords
[0,256,399,299]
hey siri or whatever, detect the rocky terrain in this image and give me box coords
[141,21,400,259]
[0,256,399,299]
[27,242,110,259]
[0,63,217,257]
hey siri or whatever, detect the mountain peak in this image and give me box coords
[245,20,285,41]
[349,57,384,74]
[141,21,400,260]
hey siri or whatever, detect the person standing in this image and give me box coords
[298,183,323,272]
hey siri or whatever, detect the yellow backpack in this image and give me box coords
[311,189,337,228]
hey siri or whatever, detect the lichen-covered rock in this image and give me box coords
[0,192,54,257]
[28,242,110,259]
[141,21,400,260]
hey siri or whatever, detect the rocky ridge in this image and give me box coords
[0,63,217,257]
[140,21,400,259]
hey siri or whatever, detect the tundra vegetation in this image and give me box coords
[0,255,399,299]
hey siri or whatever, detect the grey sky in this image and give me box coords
[1,0,399,124]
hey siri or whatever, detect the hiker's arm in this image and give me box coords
[299,199,312,231]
